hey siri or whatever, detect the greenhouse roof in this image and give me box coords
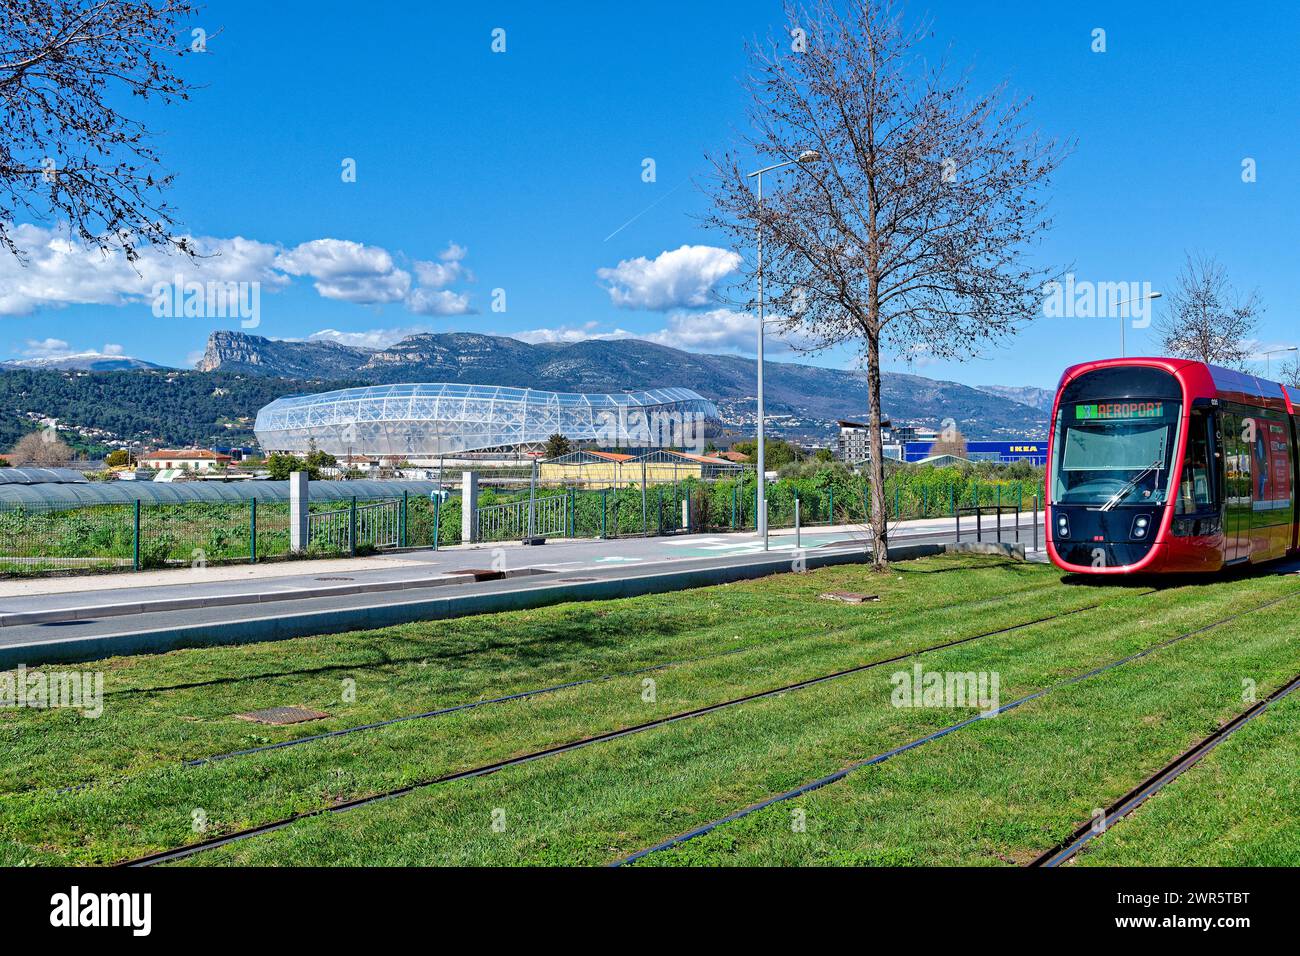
[0,479,448,509]
[0,467,88,485]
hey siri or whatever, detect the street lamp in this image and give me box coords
[747,149,822,550]
[1262,345,1297,379]
[1115,291,1162,357]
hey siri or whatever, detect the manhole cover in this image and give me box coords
[315,576,354,581]
[236,706,331,725]
[819,591,879,605]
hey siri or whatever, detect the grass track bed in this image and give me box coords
[1073,683,1300,866]
[0,557,1055,799]
[0,555,1292,866]
[169,575,1294,865]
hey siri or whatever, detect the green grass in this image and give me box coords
[0,553,1294,866]
[1073,685,1300,866]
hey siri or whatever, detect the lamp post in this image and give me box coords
[1263,346,1297,380]
[747,148,822,549]
[1114,291,1162,357]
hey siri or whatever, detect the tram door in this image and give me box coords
[1220,409,1253,562]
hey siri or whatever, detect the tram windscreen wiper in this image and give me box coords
[1100,452,1164,512]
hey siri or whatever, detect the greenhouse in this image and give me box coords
[253,383,719,457]
[0,476,446,509]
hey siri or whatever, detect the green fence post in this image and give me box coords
[249,498,257,563]
[731,483,737,530]
[132,499,141,571]
[349,496,357,556]
[400,491,408,548]
[601,487,608,538]
[657,486,663,535]
[569,487,575,538]
[432,494,440,551]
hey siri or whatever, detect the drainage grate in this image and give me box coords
[819,591,879,605]
[314,576,354,582]
[558,577,596,583]
[236,706,331,725]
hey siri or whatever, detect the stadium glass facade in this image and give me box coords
[253,383,719,458]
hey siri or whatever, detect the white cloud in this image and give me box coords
[643,308,809,355]
[414,260,459,289]
[597,244,741,311]
[0,224,288,315]
[22,337,71,357]
[308,327,431,350]
[511,322,634,344]
[274,239,410,304]
[406,287,473,316]
[412,242,473,295]
[0,224,473,315]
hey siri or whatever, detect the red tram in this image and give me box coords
[1046,357,1300,574]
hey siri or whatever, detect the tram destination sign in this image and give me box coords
[1074,401,1166,421]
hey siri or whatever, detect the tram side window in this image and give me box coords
[1176,410,1214,514]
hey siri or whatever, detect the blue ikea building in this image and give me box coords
[904,440,1048,465]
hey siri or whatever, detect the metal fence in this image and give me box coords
[476,494,568,542]
[307,499,401,554]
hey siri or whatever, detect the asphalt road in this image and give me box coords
[0,515,1046,666]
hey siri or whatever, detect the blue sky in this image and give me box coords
[3,0,1297,389]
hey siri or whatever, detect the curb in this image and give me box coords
[0,567,550,628]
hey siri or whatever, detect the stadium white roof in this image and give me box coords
[253,383,719,457]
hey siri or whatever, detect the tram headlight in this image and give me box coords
[1055,514,1070,539]
[1131,515,1150,540]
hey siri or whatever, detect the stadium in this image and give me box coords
[253,383,720,458]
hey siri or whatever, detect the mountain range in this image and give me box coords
[972,384,1056,413]
[197,330,1048,438]
[1,352,166,373]
[0,330,1049,453]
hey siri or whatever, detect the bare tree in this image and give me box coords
[704,0,1067,567]
[0,0,201,261]
[1278,355,1300,390]
[928,427,967,460]
[9,430,73,464]
[1153,253,1262,369]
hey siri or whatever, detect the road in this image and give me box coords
[0,513,1046,667]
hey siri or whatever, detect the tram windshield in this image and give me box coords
[1052,400,1181,507]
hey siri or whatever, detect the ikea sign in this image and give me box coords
[904,440,1047,464]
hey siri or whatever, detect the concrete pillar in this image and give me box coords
[461,470,479,543]
[289,471,309,551]
[681,498,690,531]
